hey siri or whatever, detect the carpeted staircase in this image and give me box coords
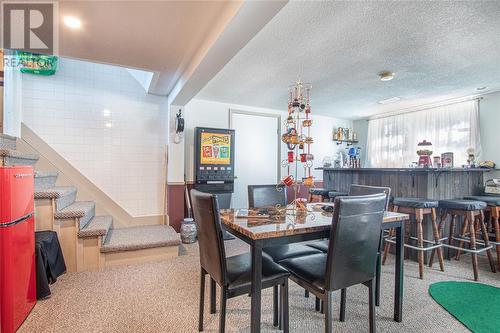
[1,133,180,272]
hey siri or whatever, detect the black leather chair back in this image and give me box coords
[349,184,391,210]
[325,194,386,291]
[190,189,227,286]
[248,184,287,208]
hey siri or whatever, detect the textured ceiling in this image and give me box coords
[57,0,241,94]
[197,1,500,119]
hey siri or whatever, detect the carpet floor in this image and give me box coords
[20,240,500,333]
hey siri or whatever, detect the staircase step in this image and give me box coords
[34,171,59,190]
[35,186,77,210]
[54,201,95,229]
[101,225,180,253]
[0,134,16,150]
[0,148,39,166]
[78,215,113,240]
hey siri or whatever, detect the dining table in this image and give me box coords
[220,205,410,333]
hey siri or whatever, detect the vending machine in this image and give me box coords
[193,127,235,209]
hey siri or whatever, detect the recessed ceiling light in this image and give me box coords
[379,71,395,81]
[63,16,82,29]
[105,122,113,128]
[378,97,401,105]
[476,86,488,91]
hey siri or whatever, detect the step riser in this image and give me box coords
[78,205,95,230]
[103,226,113,244]
[0,135,16,150]
[34,175,58,191]
[2,156,38,166]
[55,189,77,211]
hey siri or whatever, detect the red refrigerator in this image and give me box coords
[0,166,36,333]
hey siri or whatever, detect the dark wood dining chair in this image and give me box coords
[280,193,387,333]
[190,189,290,333]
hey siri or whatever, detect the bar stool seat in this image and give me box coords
[308,188,331,203]
[438,199,486,211]
[392,197,439,209]
[384,197,444,279]
[464,195,500,271]
[328,191,348,199]
[435,199,496,281]
[309,188,330,196]
[463,196,500,206]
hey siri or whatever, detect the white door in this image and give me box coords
[231,111,280,208]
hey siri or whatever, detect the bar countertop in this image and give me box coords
[316,167,497,172]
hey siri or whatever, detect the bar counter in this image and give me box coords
[317,167,497,261]
[317,167,496,199]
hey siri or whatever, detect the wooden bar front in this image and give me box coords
[319,168,491,199]
[318,168,495,261]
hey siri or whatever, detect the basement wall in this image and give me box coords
[20,57,168,217]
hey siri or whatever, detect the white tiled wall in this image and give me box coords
[22,58,168,217]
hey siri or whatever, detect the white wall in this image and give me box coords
[3,55,23,137]
[21,58,168,217]
[183,98,352,183]
[479,92,500,165]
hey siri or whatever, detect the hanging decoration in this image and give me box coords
[277,81,314,217]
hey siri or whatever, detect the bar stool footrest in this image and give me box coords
[449,236,496,250]
[385,236,446,252]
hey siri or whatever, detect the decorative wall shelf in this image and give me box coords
[333,139,358,146]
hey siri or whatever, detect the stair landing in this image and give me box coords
[101,225,180,253]
[100,225,180,268]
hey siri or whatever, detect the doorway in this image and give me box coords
[229,110,281,208]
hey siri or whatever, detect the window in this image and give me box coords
[365,100,481,168]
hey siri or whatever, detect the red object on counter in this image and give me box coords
[0,166,36,333]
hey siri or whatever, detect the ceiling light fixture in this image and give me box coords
[378,71,395,81]
[476,86,488,91]
[63,16,82,29]
[378,97,401,105]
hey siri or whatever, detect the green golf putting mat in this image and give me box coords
[429,281,500,333]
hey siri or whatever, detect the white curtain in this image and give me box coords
[365,100,481,168]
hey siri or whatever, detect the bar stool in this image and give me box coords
[308,188,330,202]
[463,195,500,270]
[382,197,444,279]
[437,199,496,281]
[327,190,348,202]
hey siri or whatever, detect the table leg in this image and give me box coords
[251,241,263,333]
[394,222,404,322]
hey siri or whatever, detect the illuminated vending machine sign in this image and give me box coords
[194,127,235,195]
[200,132,231,165]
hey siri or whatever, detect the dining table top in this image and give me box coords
[220,204,409,240]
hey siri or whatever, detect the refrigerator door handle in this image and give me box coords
[0,213,34,228]
[14,173,34,178]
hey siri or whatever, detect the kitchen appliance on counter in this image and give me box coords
[0,166,36,333]
[485,179,500,195]
[417,140,433,168]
